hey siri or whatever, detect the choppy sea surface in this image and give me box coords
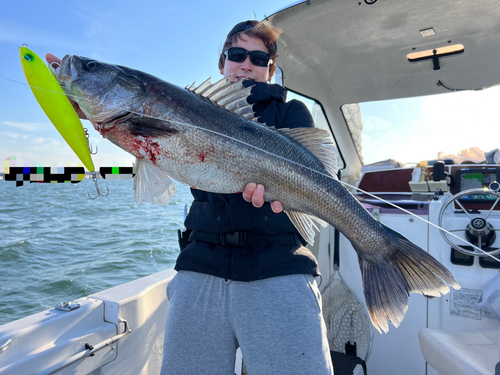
[0,178,192,326]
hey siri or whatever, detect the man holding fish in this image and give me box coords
[46,11,460,372]
[47,20,335,375]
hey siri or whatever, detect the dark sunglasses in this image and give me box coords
[224,47,272,67]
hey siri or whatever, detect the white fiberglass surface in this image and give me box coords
[344,86,500,166]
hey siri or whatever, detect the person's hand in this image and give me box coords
[45,53,88,120]
[242,183,283,213]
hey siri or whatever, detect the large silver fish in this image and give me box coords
[55,55,460,333]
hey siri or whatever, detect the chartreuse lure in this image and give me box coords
[19,46,95,173]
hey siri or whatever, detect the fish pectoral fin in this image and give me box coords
[283,210,327,246]
[278,127,339,178]
[133,157,175,206]
[130,117,178,137]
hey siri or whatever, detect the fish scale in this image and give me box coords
[55,54,460,334]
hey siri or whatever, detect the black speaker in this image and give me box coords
[433,161,445,181]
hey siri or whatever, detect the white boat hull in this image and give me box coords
[0,269,176,374]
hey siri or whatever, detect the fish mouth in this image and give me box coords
[51,55,80,85]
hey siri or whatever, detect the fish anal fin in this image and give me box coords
[133,157,175,206]
[278,127,338,178]
[284,210,326,246]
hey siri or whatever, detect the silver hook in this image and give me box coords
[84,128,98,155]
[88,171,109,199]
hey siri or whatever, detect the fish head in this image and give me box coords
[55,55,145,129]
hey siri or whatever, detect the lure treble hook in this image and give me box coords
[88,171,109,199]
[84,128,98,155]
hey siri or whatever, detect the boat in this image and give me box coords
[1,0,500,374]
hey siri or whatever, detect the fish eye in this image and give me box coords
[85,61,97,71]
[23,53,34,62]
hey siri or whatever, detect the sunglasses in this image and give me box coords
[224,47,273,67]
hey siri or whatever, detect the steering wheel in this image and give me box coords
[438,186,500,256]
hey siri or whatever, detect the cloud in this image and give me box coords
[362,115,392,132]
[2,121,47,132]
[1,137,81,165]
[32,137,45,145]
[50,139,62,147]
[1,132,19,139]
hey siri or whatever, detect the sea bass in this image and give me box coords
[55,55,459,333]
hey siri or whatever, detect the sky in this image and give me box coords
[0,0,297,171]
[2,0,499,173]
[359,87,500,165]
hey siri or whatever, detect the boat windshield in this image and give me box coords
[342,86,500,166]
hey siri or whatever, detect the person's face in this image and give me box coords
[220,35,271,83]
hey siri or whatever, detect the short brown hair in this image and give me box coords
[218,21,282,77]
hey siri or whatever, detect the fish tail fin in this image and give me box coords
[359,223,460,334]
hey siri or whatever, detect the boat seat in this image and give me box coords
[418,326,500,375]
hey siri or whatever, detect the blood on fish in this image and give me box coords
[136,138,161,165]
[108,125,162,165]
[195,145,216,163]
[95,123,108,137]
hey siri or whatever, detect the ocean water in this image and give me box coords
[0,177,192,326]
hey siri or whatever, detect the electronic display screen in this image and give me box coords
[456,168,500,202]
[451,247,500,269]
[450,248,474,266]
[479,253,500,269]
[460,172,496,190]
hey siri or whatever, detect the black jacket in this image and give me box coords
[174,81,320,281]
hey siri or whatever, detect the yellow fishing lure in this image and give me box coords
[19,46,95,172]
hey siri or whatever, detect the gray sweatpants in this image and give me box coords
[161,271,333,375]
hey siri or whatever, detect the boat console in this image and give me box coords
[346,163,500,374]
[357,164,500,264]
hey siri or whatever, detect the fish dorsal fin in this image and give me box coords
[278,127,339,178]
[133,157,176,206]
[284,210,328,246]
[186,77,260,124]
[192,77,212,94]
